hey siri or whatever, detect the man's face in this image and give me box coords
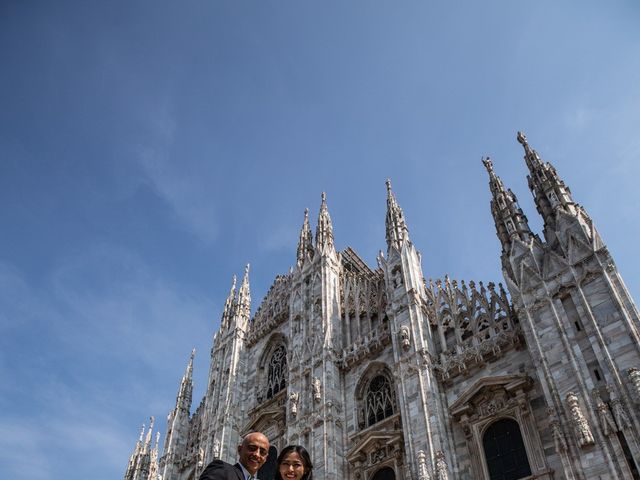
[237,433,269,475]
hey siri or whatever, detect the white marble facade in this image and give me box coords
[125,134,640,480]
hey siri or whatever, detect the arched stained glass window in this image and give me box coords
[483,418,532,480]
[365,375,394,427]
[266,345,287,399]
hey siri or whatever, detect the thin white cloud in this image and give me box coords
[136,104,221,244]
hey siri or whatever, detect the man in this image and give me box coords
[199,432,270,480]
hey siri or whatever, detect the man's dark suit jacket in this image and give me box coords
[198,460,244,480]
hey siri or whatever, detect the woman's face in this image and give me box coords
[279,451,306,480]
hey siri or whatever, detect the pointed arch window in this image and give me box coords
[266,345,287,399]
[365,375,395,427]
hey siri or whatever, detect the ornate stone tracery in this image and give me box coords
[247,275,292,346]
[354,364,398,431]
[423,279,521,379]
[267,345,287,400]
[365,375,395,428]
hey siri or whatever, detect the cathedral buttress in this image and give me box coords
[379,180,453,480]
[204,266,250,465]
[160,352,194,480]
[491,133,640,479]
[309,192,344,480]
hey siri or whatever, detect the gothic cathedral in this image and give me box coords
[125,133,640,480]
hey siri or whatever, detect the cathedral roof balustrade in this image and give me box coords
[338,321,391,370]
[423,278,522,380]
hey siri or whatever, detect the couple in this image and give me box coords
[199,432,313,480]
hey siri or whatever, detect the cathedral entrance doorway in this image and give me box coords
[370,466,395,480]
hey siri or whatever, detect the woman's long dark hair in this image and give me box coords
[274,445,313,480]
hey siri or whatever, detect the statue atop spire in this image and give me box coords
[237,264,251,318]
[385,179,410,251]
[315,192,335,252]
[296,208,314,267]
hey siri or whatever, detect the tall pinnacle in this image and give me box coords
[385,179,410,251]
[483,156,532,254]
[237,264,251,318]
[517,131,578,231]
[144,416,155,452]
[176,350,194,411]
[315,192,335,252]
[296,208,314,267]
[221,275,237,329]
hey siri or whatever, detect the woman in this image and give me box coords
[274,445,313,480]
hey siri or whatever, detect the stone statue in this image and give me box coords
[628,368,640,401]
[289,391,299,417]
[312,377,322,402]
[547,408,568,454]
[434,450,449,480]
[566,392,595,447]
[212,438,220,458]
[399,326,411,351]
[607,385,631,431]
[417,449,431,480]
[593,389,616,436]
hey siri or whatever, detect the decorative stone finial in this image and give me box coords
[517,131,527,146]
[482,156,493,173]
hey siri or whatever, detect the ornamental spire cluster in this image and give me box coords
[237,264,251,319]
[483,156,533,253]
[315,192,335,252]
[385,179,410,251]
[124,417,160,480]
[296,208,314,267]
[176,349,195,411]
[221,275,236,330]
[517,131,579,236]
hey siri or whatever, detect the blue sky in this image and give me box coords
[1,1,640,479]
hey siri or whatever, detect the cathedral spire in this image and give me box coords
[138,422,145,445]
[221,275,237,330]
[176,350,194,412]
[296,208,314,267]
[385,179,410,251]
[144,416,155,452]
[483,156,533,252]
[315,192,335,252]
[517,131,579,233]
[237,264,251,318]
